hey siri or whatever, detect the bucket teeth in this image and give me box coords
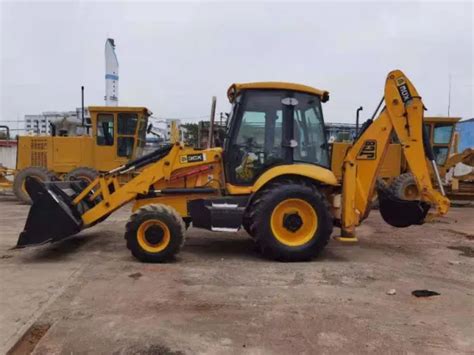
[16,177,83,247]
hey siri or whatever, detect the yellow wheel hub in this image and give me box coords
[137,219,170,253]
[270,198,318,247]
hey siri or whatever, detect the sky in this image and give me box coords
[1,0,473,133]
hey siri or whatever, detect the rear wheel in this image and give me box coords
[390,173,419,200]
[125,204,185,263]
[13,166,54,204]
[65,167,98,184]
[248,179,333,261]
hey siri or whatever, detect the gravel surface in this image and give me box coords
[0,195,472,354]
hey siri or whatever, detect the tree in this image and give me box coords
[181,123,199,147]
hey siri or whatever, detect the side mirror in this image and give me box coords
[146,123,153,134]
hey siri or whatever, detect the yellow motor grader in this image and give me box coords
[9,106,150,203]
[17,70,449,262]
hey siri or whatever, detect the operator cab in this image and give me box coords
[90,106,150,162]
[224,82,330,186]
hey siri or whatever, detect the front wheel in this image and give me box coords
[248,179,333,261]
[125,204,186,263]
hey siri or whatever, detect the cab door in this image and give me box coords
[93,112,118,171]
[116,112,138,160]
[224,90,289,186]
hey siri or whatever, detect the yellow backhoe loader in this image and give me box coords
[17,70,450,262]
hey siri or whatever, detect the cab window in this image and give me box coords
[433,124,453,144]
[117,137,135,157]
[118,113,138,135]
[433,147,449,165]
[117,113,138,158]
[293,96,328,167]
[97,114,114,146]
[135,118,148,157]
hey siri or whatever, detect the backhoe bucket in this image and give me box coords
[16,177,83,247]
[377,183,430,228]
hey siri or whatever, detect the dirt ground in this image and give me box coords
[0,195,473,354]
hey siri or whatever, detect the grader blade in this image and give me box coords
[377,184,430,228]
[16,177,83,247]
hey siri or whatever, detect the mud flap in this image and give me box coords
[16,177,83,247]
[377,182,430,228]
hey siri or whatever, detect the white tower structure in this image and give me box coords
[105,38,119,106]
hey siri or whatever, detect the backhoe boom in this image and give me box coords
[340,70,450,239]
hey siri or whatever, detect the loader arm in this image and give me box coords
[17,143,220,246]
[340,70,450,238]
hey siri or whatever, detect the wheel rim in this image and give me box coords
[137,219,170,253]
[403,184,419,200]
[270,198,318,247]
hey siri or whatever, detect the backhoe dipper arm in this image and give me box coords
[340,70,450,239]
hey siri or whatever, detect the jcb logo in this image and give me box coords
[357,140,377,160]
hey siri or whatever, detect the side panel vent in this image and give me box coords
[31,138,48,167]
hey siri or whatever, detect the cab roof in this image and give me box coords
[424,116,461,124]
[88,106,151,115]
[227,82,330,103]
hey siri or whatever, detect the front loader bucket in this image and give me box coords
[16,177,83,247]
[377,183,430,228]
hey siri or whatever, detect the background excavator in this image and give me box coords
[17,70,450,262]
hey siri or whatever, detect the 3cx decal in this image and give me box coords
[357,140,377,160]
[180,153,205,164]
[396,77,412,103]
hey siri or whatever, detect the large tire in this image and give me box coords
[389,173,419,200]
[125,204,186,263]
[241,213,254,237]
[65,167,98,184]
[248,179,333,261]
[13,166,54,204]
